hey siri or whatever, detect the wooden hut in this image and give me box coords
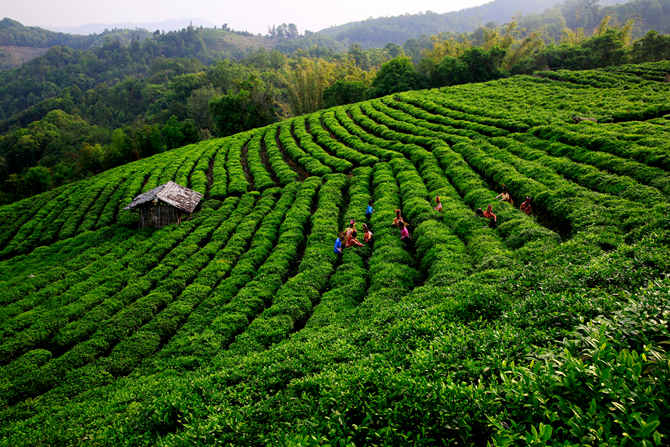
[124,181,203,229]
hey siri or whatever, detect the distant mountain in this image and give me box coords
[318,0,556,45]
[0,17,152,49]
[317,0,630,47]
[43,18,218,35]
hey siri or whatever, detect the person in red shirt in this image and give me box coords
[482,204,497,223]
[520,197,532,215]
[346,229,364,248]
[363,223,374,243]
[392,209,403,227]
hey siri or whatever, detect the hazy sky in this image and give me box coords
[6,0,492,34]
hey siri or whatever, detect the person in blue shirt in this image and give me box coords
[334,233,343,254]
[366,199,374,220]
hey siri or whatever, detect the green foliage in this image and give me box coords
[630,30,670,62]
[273,30,347,54]
[210,75,279,137]
[2,61,670,447]
[366,56,428,99]
[511,28,630,74]
[322,79,368,108]
[434,46,508,86]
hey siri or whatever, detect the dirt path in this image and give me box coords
[259,138,281,185]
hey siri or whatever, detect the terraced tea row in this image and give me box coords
[1,61,670,446]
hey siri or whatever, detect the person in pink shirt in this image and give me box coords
[434,196,442,212]
[399,219,410,245]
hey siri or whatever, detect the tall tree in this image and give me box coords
[283,58,335,115]
[348,43,371,70]
[366,56,427,98]
[630,30,670,62]
[210,74,278,137]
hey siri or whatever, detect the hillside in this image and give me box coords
[318,0,559,42]
[0,17,345,70]
[44,18,217,35]
[0,17,154,69]
[201,29,346,58]
[0,45,49,69]
[317,0,669,47]
[0,62,670,445]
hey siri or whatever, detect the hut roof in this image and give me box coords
[124,181,203,213]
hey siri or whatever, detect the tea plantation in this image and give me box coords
[1,62,669,446]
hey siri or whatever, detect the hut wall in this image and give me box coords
[138,204,181,229]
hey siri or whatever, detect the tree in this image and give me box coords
[323,80,368,108]
[107,128,133,166]
[181,118,199,145]
[207,60,253,91]
[348,43,370,70]
[245,48,271,71]
[162,115,185,150]
[135,124,163,157]
[503,31,545,70]
[432,47,508,87]
[432,56,469,86]
[23,165,52,195]
[210,74,278,137]
[268,50,286,70]
[630,30,670,62]
[287,23,299,38]
[283,58,335,115]
[187,86,221,132]
[418,34,468,77]
[384,42,405,59]
[460,46,507,82]
[79,142,105,173]
[366,56,427,99]
[646,1,663,28]
[403,35,435,65]
[581,28,627,66]
[0,156,7,183]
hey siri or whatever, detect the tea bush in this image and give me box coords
[1,62,670,446]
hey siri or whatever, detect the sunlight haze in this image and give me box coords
[5,0,493,34]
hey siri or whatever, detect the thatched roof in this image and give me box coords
[124,181,203,213]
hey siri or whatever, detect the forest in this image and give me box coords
[2,0,670,207]
[0,60,668,446]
